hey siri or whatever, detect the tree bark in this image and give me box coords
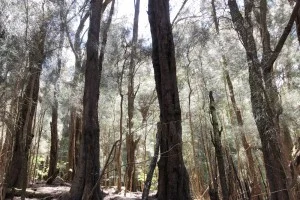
[69,0,103,199]
[148,0,191,199]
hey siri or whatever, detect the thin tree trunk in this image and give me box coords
[32,108,46,183]
[116,93,124,192]
[142,123,160,200]
[47,1,64,183]
[224,68,263,199]
[294,2,300,45]
[209,91,229,200]
[210,0,262,198]
[187,68,203,196]
[115,53,127,192]
[126,0,140,192]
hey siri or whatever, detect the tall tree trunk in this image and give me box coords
[67,109,76,181]
[5,23,46,189]
[126,0,140,192]
[115,54,127,192]
[47,99,59,184]
[224,68,263,199]
[69,0,103,199]
[148,0,191,199]
[47,1,65,183]
[228,0,300,199]
[210,0,262,198]
[209,91,229,200]
[186,65,203,196]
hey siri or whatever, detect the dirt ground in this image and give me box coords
[6,185,157,200]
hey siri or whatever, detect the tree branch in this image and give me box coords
[265,0,300,71]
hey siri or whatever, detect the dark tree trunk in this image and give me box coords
[148,0,191,199]
[5,24,46,189]
[66,110,81,181]
[228,0,300,199]
[209,91,229,200]
[126,0,140,192]
[211,0,263,197]
[69,0,103,199]
[125,134,139,192]
[67,109,76,181]
[295,6,300,45]
[47,104,59,184]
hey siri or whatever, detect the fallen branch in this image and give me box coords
[5,187,66,199]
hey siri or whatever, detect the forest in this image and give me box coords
[0,0,300,199]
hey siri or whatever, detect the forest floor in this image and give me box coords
[6,184,157,200]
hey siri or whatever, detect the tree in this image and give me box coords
[209,91,229,200]
[5,21,47,189]
[210,0,262,197]
[126,0,141,192]
[47,0,65,184]
[228,0,300,199]
[69,0,103,199]
[148,0,191,199]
